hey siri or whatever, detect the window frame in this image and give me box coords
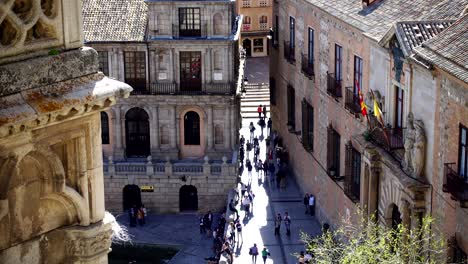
[287,84,296,129]
[178,7,201,37]
[98,51,109,76]
[100,112,110,144]
[184,111,201,145]
[335,44,343,81]
[302,99,314,151]
[308,27,314,64]
[327,126,340,177]
[289,16,295,48]
[459,124,468,181]
[124,51,147,91]
[394,86,404,130]
[353,55,363,95]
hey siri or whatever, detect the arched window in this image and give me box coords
[213,13,223,35]
[260,15,268,24]
[184,111,200,145]
[215,124,223,145]
[100,112,110,144]
[125,107,150,157]
[244,16,251,25]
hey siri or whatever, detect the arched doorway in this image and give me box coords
[179,185,198,211]
[243,38,252,57]
[123,184,142,211]
[125,107,150,157]
[391,204,402,230]
[184,111,200,145]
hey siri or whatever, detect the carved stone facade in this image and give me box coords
[0,0,130,263]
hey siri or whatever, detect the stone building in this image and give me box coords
[270,0,467,260]
[82,0,244,214]
[0,0,130,263]
[237,0,272,57]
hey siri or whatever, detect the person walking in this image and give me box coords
[263,105,267,118]
[235,219,243,243]
[257,159,263,178]
[261,247,270,264]
[274,213,282,236]
[240,135,245,148]
[242,195,251,218]
[246,159,253,179]
[263,160,269,179]
[249,122,256,141]
[249,243,259,263]
[199,214,205,235]
[303,193,310,214]
[284,212,291,235]
[221,241,234,264]
[309,194,315,216]
[246,140,252,157]
[229,199,240,221]
[257,104,263,119]
[267,118,272,136]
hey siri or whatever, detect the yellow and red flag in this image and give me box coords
[355,80,367,116]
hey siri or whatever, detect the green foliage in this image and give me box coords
[300,209,446,264]
[48,49,60,56]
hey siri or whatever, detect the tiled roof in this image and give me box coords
[82,0,148,42]
[420,0,468,20]
[303,0,466,42]
[395,20,454,57]
[413,14,468,84]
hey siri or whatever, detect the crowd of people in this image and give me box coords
[128,204,147,227]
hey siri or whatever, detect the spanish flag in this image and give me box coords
[373,98,384,126]
[355,80,367,116]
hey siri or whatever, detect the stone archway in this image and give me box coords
[179,108,206,158]
[243,38,252,57]
[179,185,198,212]
[125,107,150,157]
[122,184,142,211]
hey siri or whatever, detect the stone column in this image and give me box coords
[224,107,230,149]
[117,49,124,81]
[172,105,178,149]
[113,106,125,160]
[230,100,235,150]
[149,50,156,84]
[151,106,159,156]
[207,105,213,150]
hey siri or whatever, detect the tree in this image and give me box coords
[300,209,446,264]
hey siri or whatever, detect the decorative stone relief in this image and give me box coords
[402,112,426,179]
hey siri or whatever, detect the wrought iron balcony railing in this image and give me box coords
[131,82,235,96]
[283,40,295,64]
[368,115,405,151]
[443,163,468,207]
[301,53,314,79]
[172,23,208,38]
[326,72,342,98]
[345,87,361,114]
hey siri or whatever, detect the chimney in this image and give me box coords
[362,0,378,8]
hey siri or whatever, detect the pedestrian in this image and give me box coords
[267,118,272,135]
[257,159,263,177]
[206,210,213,236]
[246,159,253,178]
[239,146,245,163]
[303,193,310,214]
[298,251,305,264]
[253,136,259,148]
[241,182,247,197]
[141,204,147,224]
[240,135,245,147]
[249,243,259,263]
[269,162,276,183]
[263,160,268,178]
[242,195,251,217]
[221,241,234,264]
[274,213,282,236]
[263,105,267,118]
[137,206,144,226]
[309,194,315,216]
[229,199,240,221]
[228,222,236,245]
[249,122,256,141]
[246,140,253,154]
[284,212,291,235]
[235,219,243,242]
[199,214,205,234]
[129,206,136,227]
[248,189,255,212]
[257,104,262,118]
[261,247,270,264]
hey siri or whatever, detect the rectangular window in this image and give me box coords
[180,51,202,92]
[335,44,342,81]
[345,143,361,202]
[287,84,295,129]
[308,27,314,64]
[353,55,363,94]
[327,126,340,178]
[302,100,314,151]
[459,124,468,181]
[270,77,276,105]
[289,17,295,48]
[253,38,264,53]
[124,51,146,91]
[394,86,404,130]
[98,51,109,76]
[179,8,201,37]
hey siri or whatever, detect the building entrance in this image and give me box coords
[179,185,198,211]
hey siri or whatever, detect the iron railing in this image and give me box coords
[301,53,314,79]
[130,82,235,96]
[172,23,208,39]
[443,163,468,204]
[327,72,342,98]
[283,40,295,64]
[368,115,405,151]
[345,87,361,114]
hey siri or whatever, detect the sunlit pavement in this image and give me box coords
[233,117,322,264]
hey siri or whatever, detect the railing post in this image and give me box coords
[146,156,154,177]
[108,156,115,177]
[164,156,172,176]
[221,156,229,176]
[203,156,211,176]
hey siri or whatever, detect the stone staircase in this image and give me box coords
[240,83,270,119]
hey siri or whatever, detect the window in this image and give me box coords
[180,51,202,92]
[260,15,268,24]
[459,124,468,181]
[259,0,269,7]
[100,112,109,144]
[243,16,251,31]
[270,77,276,105]
[259,16,268,30]
[242,0,251,7]
[287,84,295,129]
[253,38,264,53]
[354,55,363,94]
[394,86,404,131]
[302,100,314,151]
[289,16,295,48]
[179,8,201,37]
[327,126,340,178]
[308,27,314,64]
[125,108,150,157]
[124,51,146,91]
[335,44,342,81]
[98,51,109,76]
[345,143,361,202]
[215,125,223,145]
[184,111,200,145]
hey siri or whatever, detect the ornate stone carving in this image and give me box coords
[403,112,415,173]
[412,120,426,178]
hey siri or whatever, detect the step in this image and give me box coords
[241,101,271,107]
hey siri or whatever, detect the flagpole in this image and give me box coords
[370,89,391,147]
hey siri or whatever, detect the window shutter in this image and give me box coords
[302,99,308,148]
[327,125,333,172]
